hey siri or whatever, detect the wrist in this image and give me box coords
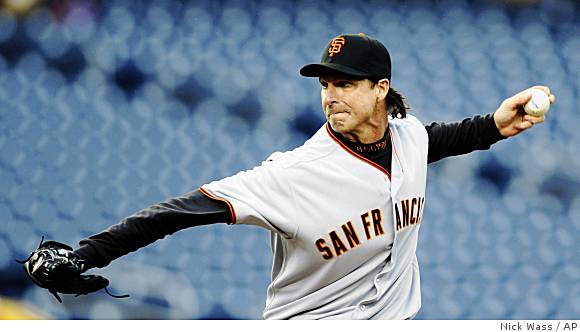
[73,246,96,272]
[489,112,508,140]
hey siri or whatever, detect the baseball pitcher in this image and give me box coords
[18,34,555,319]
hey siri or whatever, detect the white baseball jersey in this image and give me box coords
[201,114,428,319]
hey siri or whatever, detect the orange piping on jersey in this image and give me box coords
[325,123,392,180]
[388,129,404,174]
[198,187,237,225]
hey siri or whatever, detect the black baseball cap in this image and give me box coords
[300,33,392,81]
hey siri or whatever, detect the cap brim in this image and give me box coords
[299,63,370,78]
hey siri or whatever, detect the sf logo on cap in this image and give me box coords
[328,37,346,57]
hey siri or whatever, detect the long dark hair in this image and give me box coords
[370,79,410,119]
[385,88,409,119]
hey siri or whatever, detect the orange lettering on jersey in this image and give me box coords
[315,238,334,260]
[396,196,425,232]
[315,207,392,261]
[328,37,346,57]
[395,203,402,231]
[401,199,410,228]
[361,212,372,240]
[330,230,348,256]
[371,209,384,236]
[417,197,424,224]
[410,198,417,225]
[341,221,361,249]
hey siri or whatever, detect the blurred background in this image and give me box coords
[0,0,578,320]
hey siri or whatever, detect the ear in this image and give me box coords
[376,79,390,101]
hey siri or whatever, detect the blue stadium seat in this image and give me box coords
[0,237,11,269]
[221,286,264,319]
[554,284,580,319]
[0,10,16,43]
[1,0,578,319]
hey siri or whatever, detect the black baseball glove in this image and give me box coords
[17,237,128,302]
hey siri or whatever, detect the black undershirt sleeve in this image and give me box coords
[425,113,506,164]
[76,113,505,270]
[75,189,231,270]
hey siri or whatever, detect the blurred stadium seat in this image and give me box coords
[0,0,578,320]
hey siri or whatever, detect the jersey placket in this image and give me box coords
[353,130,406,318]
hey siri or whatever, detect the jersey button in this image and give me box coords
[359,304,366,311]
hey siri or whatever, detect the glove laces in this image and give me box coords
[17,236,130,302]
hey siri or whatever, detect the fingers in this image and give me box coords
[515,114,545,131]
[504,90,533,109]
[530,85,557,104]
[519,90,534,106]
[515,120,534,131]
[524,114,545,124]
[503,85,556,113]
[530,85,550,96]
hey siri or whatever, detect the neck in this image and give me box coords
[342,121,389,144]
[329,125,391,154]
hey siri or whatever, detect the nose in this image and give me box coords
[323,84,338,105]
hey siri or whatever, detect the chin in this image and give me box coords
[329,120,349,134]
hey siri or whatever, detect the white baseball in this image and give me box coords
[524,89,550,116]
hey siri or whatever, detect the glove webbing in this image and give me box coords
[17,236,130,302]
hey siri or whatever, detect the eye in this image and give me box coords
[337,81,353,88]
[320,80,328,89]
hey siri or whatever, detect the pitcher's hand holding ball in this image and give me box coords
[494,86,556,137]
